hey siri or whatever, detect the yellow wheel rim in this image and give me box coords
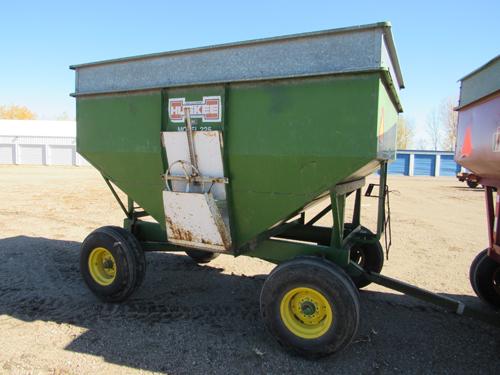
[88,247,117,286]
[280,287,333,339]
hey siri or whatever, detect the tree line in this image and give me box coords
[0,104,36,120]
[0,104,73,121]
[397,98,458,151]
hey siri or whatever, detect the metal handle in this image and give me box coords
[165,160,205,193]
[184,108,199,175]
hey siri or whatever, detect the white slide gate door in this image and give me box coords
[162,130,231,252]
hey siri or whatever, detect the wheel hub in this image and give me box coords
[351,246,365,267]
[88,247,117,286]
[493,267,500,295]
[300,301,316,316]
[280,287,333,339]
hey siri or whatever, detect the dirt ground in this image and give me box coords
[0,165,498,374]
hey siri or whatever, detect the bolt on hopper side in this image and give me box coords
[71,22,496,358]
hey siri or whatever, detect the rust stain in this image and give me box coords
[200,131,217,138]
[166,216,194,242]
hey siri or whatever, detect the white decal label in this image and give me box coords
[168,96,222,123]
[493,127,500,152]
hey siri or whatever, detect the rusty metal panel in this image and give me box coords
[163,191,231,251]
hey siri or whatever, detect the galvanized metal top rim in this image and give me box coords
[70,21,404,89]
[458,54,500,82]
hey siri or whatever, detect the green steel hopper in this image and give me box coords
[71,22,487,357]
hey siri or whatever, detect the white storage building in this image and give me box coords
[0,120,88,166]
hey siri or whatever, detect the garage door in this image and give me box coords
[388,153,410,175]
[0,144,14,164]
[18,145,44,165]
[49,145,75,165]
[439,154,460,176]
[414,154,436,176]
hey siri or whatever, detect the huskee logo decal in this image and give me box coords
[168,96,222,123]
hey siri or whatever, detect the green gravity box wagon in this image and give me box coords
[71,22,483,357]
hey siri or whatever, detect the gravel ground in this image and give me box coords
[0,165,499,374]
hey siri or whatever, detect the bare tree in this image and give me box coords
[396,115,414,150]
[56,112,74,121]
[440,98,458,151]
[416,138,428,150]
[426,107,441,150]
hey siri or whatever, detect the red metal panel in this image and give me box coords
[455,92,500,180]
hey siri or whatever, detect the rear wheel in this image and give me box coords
[349,241,384,288]
[260,257,360,358]
[469,249,500,308]
[80,226,146,302]
[344,225,384,288]
[185,249,220,263]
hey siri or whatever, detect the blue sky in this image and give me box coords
[0,0,498,146]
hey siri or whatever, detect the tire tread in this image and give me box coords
[80,226,146,303]
[260,256,360,358]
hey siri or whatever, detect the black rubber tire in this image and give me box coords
[349,240,384,289]
[185,249,220,264]
[466,180,479,188]
[260,257,360,358]
[342,225,384,289]
[80,226,146,303]
[469,249,500,308]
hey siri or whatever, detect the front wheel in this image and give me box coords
[469,249,500,308]
[80,226,146,303]
[260,257,360,358]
